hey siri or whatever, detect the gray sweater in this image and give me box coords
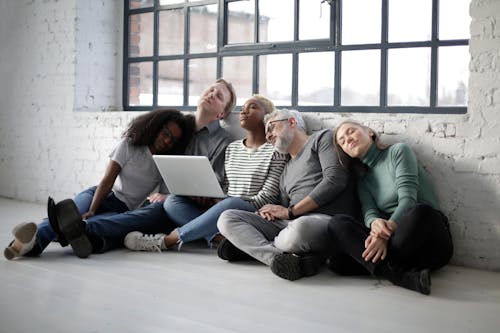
[279,129,357,216]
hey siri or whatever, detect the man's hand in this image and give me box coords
[257,204,288,221]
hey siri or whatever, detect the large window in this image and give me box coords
[124,0,469,113]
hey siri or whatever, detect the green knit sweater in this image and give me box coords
[358,142,439,228]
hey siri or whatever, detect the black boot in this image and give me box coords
[48,197,92,258]
[217,239,252,262]
[47,197,68,246]
[381,264,431,295]
[270,253,321,281]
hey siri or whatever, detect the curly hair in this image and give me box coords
[123,108,195,154]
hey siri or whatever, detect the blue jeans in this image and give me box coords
[85,201,175,252]
[33,186,129,254]
[163,195,255,245]
[31,187,174,255]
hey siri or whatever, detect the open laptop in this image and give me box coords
[153,155,226,198]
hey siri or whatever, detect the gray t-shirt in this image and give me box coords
[279,129,357,216]
[185,120,232,184]
[110,138,167,210]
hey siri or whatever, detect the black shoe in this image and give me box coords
[54,198,92,258]
[47,197,68,247]
[270,253,321,281]
[217,239,252,262]
[386,266,431,295]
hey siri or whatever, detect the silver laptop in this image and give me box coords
[153,155,226,198]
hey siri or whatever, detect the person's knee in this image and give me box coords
[163,194,183,211]
[217,209,239,235]
[274,223,309,253]
[328,214,354,240]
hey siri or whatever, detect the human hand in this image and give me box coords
[363,234,388,263]
[81,211,95,220]
[257,204,288,221]
[148,193,167,203]
[370,218,396,240]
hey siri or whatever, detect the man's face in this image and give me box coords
[266,117,294,154]
[197,82,231,120]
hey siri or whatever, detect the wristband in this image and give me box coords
[288,205,296,219]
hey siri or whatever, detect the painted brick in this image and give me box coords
[0,0,499,271]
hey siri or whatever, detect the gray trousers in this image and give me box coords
[217,209,332,266]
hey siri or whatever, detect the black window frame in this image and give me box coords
[123,0,469,114]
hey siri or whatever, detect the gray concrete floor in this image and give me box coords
[0,197,499,333]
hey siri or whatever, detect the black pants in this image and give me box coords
[327,204,454,276]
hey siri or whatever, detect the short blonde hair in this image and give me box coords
[251,94,275,114]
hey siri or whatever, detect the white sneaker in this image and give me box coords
[124,231,165,252]
[4,222,38,260]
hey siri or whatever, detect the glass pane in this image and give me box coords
[159,9,184,55]
[299,0,330,40]
[387,48,430,106]
[299,52,334,105]
[259,54,292,106]
[342,0,381,45]
[438,46,469,106]
[189,5,218,53]
[222,56,253,105]
[188,58,217,105]
[130,0,154,9]
[160,0,184,5]
[440,0,470,40]
[389,0,432,42]
[227,0,255,44]
[129,13,154,57]
[259,0,294,43]
[158,60,184,106]
[128,62,153,106]
[341,50,380,106]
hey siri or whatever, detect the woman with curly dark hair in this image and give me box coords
[4,108,194,260]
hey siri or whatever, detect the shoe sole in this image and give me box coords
[13,222,37,243]
[4,247,17,260]
[4,222,38,260]
[271,254,320,281]
[56,199,92,258]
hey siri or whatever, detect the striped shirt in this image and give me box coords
[223,139,288,209]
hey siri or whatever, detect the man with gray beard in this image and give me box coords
[217,109,357,281]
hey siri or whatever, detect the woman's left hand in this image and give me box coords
[148,193,167,203]
[363,234,388,263]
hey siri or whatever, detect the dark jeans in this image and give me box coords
[327,204,454,276]
[28,187,174,255]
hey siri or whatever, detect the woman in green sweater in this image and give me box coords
[327,120,453,295]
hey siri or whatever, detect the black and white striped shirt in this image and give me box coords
[223,140,288,209]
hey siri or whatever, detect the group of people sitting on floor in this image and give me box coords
[4,78,453,295]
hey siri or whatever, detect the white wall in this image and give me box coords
[0,0,499,270]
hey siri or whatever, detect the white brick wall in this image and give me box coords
[0,0,499,270]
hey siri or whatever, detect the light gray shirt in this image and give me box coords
[110,138,167,210]
[279,129,356,216]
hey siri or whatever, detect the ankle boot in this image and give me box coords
[380,264,431,295]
